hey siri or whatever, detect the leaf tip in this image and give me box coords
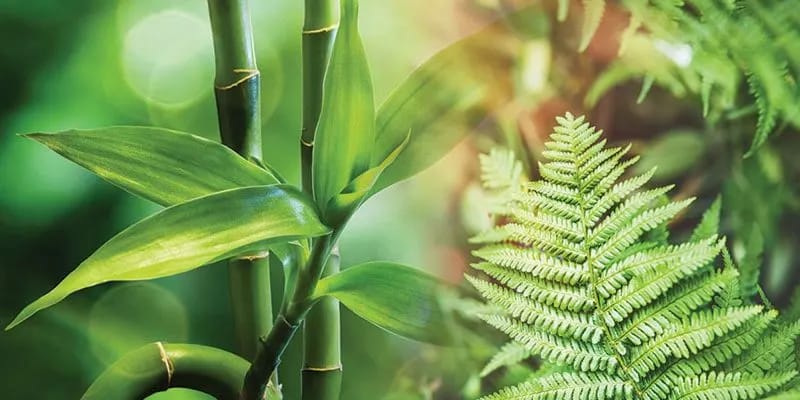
[5,309,30,331]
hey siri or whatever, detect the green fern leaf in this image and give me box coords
[690,196,722,242]
[469,113,797,400]
[481,372,631,400]
[738,226,765,301]
[481,341,533,377]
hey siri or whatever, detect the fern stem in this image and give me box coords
[574,148,644,398]
[300,1,342,399]
[206,0,277,391]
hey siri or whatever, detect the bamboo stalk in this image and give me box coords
[241,1,344,397]
[302,250,342,400]
[83,342,250,400]
[301,1,342,399]
[206,0,275,387]
[300,0,338,188]
[242,234,336,400]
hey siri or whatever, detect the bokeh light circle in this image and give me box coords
[122,10,214,107]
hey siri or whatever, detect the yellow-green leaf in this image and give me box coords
[25,126,279,206]
[313,261,453,345]
[6,185,329,330]
[312,0,375,212]
[324,131,410,226]
[371,20,514,195]
[579,0,606,52]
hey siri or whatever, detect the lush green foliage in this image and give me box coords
[570,0,800,155]
[469,113,800,399]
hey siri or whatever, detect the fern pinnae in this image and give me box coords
[482,341,534,377]
[729,320,800,374]
[614,269,738,347]
[471,113,798,399]
[467,275,602,343]
[596,236,723,298]
[473,245,588,285]
[643,311,777,396]
[673,371,797,400]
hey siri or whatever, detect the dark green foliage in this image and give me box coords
[574,0,800,154]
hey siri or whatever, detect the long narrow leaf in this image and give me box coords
[370,20,515,194]
[312,0,375,211]
[25,126,280,206]
[6,185,330,330]
[313,261,453,345]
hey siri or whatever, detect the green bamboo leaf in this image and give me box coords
[25,126,280,207]
[6,185,330,330]
[324,132,410,225]
[312,0,375,210]
[313,261,453,345]
[371,20,514,195]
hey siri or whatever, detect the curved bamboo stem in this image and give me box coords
[82,343,250,400]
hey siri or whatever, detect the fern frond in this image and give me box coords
[689,197,722,242]
[473,245,588,285]
[737,226,765,301]
[616,268,738,346]
[470,114,797,400]
[673,371,796,400]
[481,372,631,400]
[627,306,763,381]
[480,148,524,191]
[572,0,800,152]
[479,148,526,216]
[481,341,533,377]
[483,314,617,373]
[643,310,777,397]
[730,320,800,374]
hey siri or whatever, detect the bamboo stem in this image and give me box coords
[82,342,250,400]
[240,1,344,397]
[302,250,342,400]
[206,0,276,389]
[300,0,338,190]
[300,1,342,399]
[228,256,273,359]
[242,234,335,400]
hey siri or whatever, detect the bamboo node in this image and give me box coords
[302,363,343,372]
[235,251,270,261]
[216,69,260,90]
[302,24,339,34]
[156,342,175,386]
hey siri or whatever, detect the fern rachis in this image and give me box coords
[470,113,799,399]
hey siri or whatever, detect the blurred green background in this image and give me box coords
[3,0,800,399]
